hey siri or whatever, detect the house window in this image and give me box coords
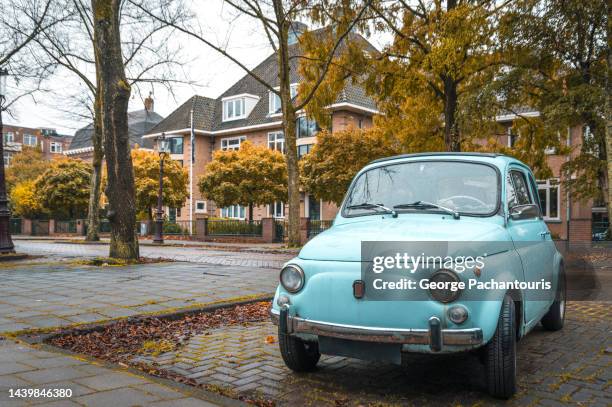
[269,201,284,218]
[168,137,183,154]
[3,132,14,144]
[298,143,313,158]
[3,152,10,167]
[507,127,518,148]
[50,142,62,153]
[223,98,246,121]
[268,132,284,152]
[195,200,207,213]
[23,134,37,147]
[296,116,320,138]
[269,93,281,115]
[537,179,560,220]
[221,204,245,219]
[221,136,246,151]
[268,84,298,114]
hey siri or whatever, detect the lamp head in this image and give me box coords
[157,133,170,155]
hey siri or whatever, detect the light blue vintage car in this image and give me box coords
[271,153,565,399]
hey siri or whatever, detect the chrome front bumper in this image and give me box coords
[270,308,483,351]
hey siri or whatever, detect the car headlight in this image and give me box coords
[428,269,461,303]
[280,265,305,293]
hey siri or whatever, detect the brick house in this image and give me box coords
[144,31,378,225]
[2,125,72,166]
[145,33,597,242]
[64,96,163,160]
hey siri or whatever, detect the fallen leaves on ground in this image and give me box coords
[49,301,271,364]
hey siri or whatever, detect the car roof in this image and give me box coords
[366,152,528,172]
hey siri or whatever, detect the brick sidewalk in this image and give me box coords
[133,302,611,406]
[0,261,277,334]
[0,338,221,407]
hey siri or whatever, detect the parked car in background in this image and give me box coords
[271,153,565,399]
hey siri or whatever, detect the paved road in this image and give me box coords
[14,241,294,269]
[2,241,610,406]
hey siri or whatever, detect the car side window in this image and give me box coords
[506,173,518,209]
[507,170,532,209]
[527,173,542,214]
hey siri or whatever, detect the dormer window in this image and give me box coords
[269,84,298,114]
[222,94,259,122]
[223,98,245,121]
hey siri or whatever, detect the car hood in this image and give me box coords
[299,215,508,262]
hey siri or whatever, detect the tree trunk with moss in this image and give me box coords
[91,0,139,259]
[86,98,103,241]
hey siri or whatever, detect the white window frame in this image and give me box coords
[268,84,298,115]
[23,134,37,147]
[50,141,62,153]
[3,132,14,143]
[220,136,246,151]
[195,200,207,214]
[221,204,245,219]
[267,131,284,152]
[537,179,561,221]
[268,201,285,218]
[3,151,11,167]
[223,98,246,121]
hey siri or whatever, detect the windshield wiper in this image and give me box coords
[346,202,398,218]
[393,201,460,219]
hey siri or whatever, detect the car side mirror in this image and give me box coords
[509,204,540,221]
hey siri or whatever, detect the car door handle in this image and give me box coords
[539,231,551,238]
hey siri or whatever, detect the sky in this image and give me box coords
[5,0,390,136]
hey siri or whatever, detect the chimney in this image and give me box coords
[144,92,154,112]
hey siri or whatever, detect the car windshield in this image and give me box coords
[344,161,499,216]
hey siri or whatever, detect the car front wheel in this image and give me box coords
[278,327,320,372]
[485,294,517,399]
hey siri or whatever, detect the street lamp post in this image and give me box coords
[153,133,170,244]
[0,68,15,254]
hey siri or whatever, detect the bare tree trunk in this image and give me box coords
[274,6,300,247]
[283,107,300,246]
[606,9,612,238]
[443,76,460,152]
[86,100,103,241]
[92,0,139,259]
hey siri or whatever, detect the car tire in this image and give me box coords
[278,328,320,372]
[541,267,566,331]
[485,294,517,399]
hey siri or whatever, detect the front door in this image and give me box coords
[505,167,554,324]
